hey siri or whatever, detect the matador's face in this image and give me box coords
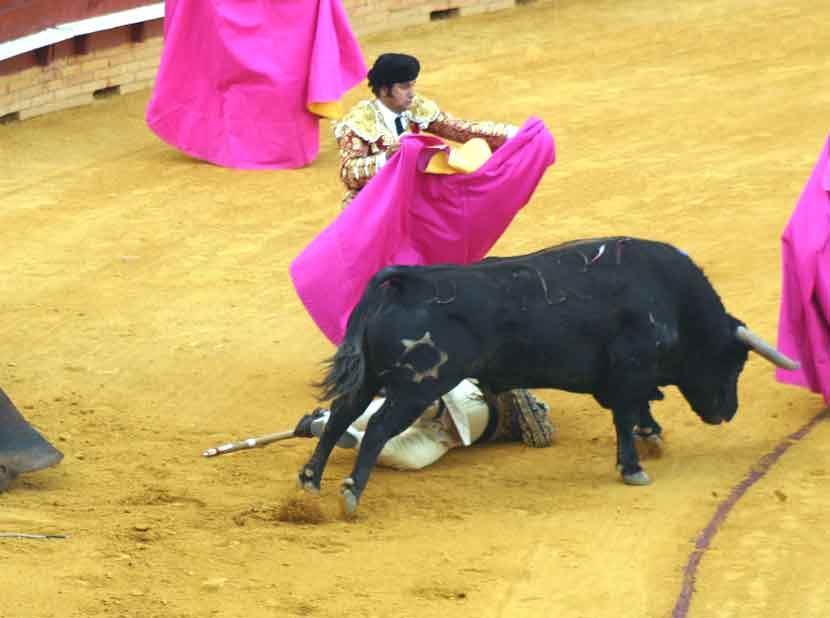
[379,80,417,114]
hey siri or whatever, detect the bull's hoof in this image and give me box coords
[634,432,664,459]
[297,465,320,495]
[339,478,359,517]
[300,482,320,496]
[622,470,652,486]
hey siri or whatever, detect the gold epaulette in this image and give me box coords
[408,95,441,128]
[334,100,383,142]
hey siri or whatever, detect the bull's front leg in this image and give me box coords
[340,399,428,516]
[634,402,664,459]
[611,404,652,486]
[298,393,369,494]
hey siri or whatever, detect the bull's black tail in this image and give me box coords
[316,267,404,404]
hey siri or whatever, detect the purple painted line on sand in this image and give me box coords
[672,408,829,618]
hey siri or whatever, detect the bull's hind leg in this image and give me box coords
[340,398,430,516]
[298,389,373,495]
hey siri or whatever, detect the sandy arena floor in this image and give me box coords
[1,0,828,616]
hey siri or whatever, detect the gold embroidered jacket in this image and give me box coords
[334,94,515,205]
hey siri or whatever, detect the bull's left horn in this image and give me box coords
[735,326,801,371]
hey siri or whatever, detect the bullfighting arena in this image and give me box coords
[1,1,829,616]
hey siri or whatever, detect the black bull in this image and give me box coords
[298,237,798,515]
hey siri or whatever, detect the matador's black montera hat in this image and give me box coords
[367,53,420,90]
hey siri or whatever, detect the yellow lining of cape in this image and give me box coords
[308,100,344,120]
[425,138,492,175]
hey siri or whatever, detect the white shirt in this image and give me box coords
[372,99,517,171]
[372,99,411,171]
[375,99,410,136]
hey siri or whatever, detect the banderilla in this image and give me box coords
[202,429,297,458]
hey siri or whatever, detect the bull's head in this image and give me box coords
[678,316,799,425]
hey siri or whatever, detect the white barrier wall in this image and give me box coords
[0,0,531,122]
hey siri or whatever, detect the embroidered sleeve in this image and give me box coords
[337,129,387,192]
[426,111,515,152]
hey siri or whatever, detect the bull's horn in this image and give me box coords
[735,326,801,371]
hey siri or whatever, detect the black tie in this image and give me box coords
[394,115,405,135]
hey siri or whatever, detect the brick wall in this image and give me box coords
[0,20,163,121]
[0,0,530,123]
[343,0,519,35]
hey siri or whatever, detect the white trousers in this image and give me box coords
[345,380,490,470]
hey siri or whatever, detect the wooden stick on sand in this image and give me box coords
[202,430,296,457]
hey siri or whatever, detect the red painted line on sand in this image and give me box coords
[672,408,829,618]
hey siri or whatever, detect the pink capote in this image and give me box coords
[776,135,830,403]
[290,117,556,345]
[145,0,366,170]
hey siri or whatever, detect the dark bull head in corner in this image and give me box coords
[0,388,63,492]
[297,237,799,516]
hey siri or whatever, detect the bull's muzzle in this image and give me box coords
[735,326,800,371]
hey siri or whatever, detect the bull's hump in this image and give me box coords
[548,237,621,251]
[486,237,632,263]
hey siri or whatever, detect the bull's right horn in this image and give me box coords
[735,326,801,371]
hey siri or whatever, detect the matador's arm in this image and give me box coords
[426,111,518,152]
[336,129,392,192]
